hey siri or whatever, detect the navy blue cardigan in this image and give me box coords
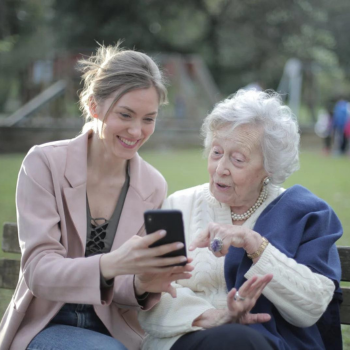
[224,185,343,350]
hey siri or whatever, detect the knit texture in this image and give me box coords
[225,184,342,350]
[139,184,340,350]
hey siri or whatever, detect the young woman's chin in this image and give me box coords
[112,138,147,159]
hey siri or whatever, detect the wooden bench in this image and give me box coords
[1,222,350,325]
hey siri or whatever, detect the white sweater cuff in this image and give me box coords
[244,243,335,327]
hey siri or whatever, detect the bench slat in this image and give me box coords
[2,222,20,254]
[340,287,350,325]
[338,246,350,282]
[0,259,20,289]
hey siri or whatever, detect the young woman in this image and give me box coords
[0,44,193,350]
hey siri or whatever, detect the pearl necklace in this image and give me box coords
[231,185,268,221]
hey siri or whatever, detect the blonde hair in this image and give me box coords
[78,43,168,133]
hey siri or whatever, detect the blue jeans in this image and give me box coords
[27,304,127,350]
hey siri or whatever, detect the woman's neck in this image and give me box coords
[87,133,127,181]
[230,185,268,222]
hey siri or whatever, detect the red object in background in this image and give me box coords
[344,119,350,138]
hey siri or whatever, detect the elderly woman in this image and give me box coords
[138,90,342,350]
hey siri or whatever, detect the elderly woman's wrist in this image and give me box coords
[243,229,262,254]
[222,309,235,324]
[193,309,228,328]
[247,237,269,260]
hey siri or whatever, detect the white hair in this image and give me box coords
[202,89,300,184]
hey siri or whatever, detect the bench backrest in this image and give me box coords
[338,246,350,324]
[0,223,20,290]
[1,222,350,324]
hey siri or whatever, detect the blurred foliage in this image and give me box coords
[0,0,55,110]
[1,0,350,112]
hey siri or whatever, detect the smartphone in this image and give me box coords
[144,209,187,266]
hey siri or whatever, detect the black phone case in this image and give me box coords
[144,209,187,266]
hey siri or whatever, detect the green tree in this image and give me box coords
[51,0,344,94]
[3,0,350,116]
[0,0,54,111]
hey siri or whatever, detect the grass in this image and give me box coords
[0,148,350,346]
[0,154,22,226]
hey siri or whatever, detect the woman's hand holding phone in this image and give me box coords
[134,256,194,298]
[131,209,192,297]
[100,229,193,296]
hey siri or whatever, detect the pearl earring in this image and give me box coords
[263,177,270,186]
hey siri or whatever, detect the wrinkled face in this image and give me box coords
[208,124,268,208]
[95,87,159,160]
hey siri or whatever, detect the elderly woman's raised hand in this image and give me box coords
[226,274,273,324]
[189,222,263,259]
[192,274,273,329]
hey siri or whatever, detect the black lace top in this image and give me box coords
[85,162,130,257]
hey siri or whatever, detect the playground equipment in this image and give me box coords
[0,54,221,152]
[0,80,67,127]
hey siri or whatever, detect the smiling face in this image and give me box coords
[208,124,268,209]
[94,87,159,160]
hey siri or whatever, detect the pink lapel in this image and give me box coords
[63,131,90,254]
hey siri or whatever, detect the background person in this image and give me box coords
[314,102,334,155]
[139,89,342,350]
[333,95,350,155]
[0,44,193,350]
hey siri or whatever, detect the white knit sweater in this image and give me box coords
[138,184,335,350]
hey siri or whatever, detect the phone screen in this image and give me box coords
[144,209,187,266]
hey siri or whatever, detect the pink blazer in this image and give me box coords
[0,131,167,350]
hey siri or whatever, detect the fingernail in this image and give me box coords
[159,230,166,236]
[189,245,193,250]
[180,257,187,262]
[177,243,184,249]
